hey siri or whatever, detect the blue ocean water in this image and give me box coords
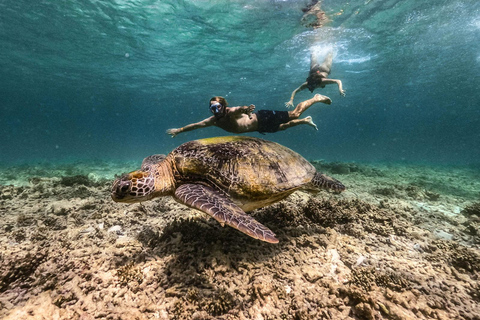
[0,0,479,165]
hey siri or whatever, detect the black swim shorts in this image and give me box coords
[256,110,290,133]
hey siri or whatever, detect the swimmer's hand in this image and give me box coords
[340,89,346,97]
[166,128,180,137]
[285,100,294,108]
[244,105,255,119]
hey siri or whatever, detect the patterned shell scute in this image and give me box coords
[171,136,316,198]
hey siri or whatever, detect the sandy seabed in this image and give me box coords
[0,160,479,320]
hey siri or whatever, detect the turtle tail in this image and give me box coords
[310,172,345,193]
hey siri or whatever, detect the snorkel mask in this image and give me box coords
[209,102,223,115]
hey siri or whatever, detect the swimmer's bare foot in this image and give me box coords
[314,93,332,105]
[305,116,318,130]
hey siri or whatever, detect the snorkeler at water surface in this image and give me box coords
[285,51,345,108]
[166,94,332,137]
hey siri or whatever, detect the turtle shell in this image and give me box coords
[169,136,316,211]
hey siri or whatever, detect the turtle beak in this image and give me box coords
[111,175,132,202]
[111,170,156,203]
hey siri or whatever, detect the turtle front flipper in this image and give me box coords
[174,184,278,243]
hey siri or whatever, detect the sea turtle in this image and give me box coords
[111,136,345,243]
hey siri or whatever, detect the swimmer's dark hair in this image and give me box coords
[210,96,228,107]
[306,70,325,92]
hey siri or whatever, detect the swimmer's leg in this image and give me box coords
[289,94,332,119]
[304,116,318,130]
[278,116,318,131]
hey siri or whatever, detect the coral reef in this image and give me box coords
[0,161,479,319]
[463,202,480,217]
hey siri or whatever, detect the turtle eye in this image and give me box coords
[116,181,131,195]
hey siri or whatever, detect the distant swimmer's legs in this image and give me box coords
[318,52,334,74]
[310,52,320,70]
[289,94,332,119]
[278,116,318,131]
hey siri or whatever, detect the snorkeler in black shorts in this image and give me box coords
[285,51,345,108]
[166,94,332,137]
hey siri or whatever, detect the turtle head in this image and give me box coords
[111,170,156,203]
[112,154,174,203]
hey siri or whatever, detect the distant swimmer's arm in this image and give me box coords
[166,117,216,137]
[285,82,308,108]
[322,78,346,96]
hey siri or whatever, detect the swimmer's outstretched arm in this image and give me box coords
[321,78,346,96]
[166,116,216,137]
[285,82,308,108]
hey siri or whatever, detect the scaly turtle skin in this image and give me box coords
[111,136,345,243]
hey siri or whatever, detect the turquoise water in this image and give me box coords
[1,0,479,165]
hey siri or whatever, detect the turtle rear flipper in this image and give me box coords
[174,184,278,243]
[310,172,345,192]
